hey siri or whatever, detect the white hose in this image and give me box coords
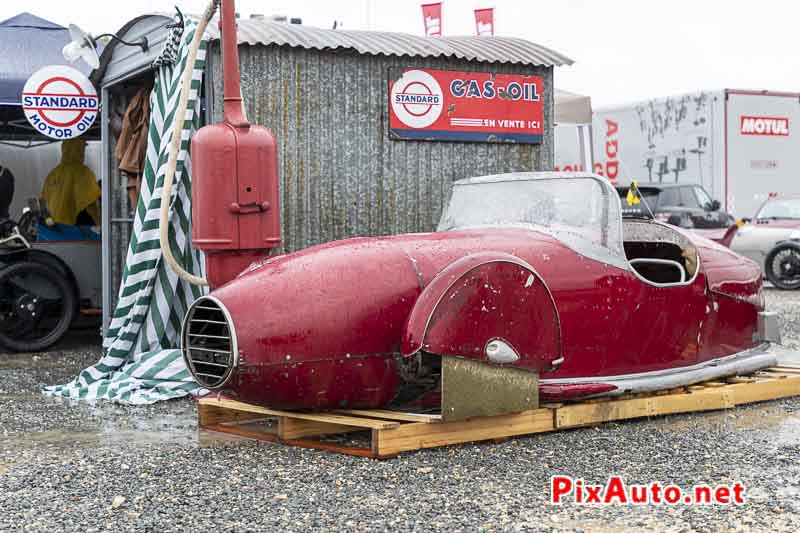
[159,1,218,286]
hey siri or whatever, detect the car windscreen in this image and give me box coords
[692,187,713,209]
[757,198,800,220]
[440,177,625,262]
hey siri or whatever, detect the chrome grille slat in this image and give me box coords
[192,360,229,368]
[187,346,231,354]
[194,371,227,379]
[188,333,230,340]
[182,296,237,389]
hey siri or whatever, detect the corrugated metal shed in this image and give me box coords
[204,19,573,67]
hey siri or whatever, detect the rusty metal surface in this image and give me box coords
[208,44,554,253]
[441,356,539,421]
[204,20,572,67]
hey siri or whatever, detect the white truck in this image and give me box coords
[577,90,800,218]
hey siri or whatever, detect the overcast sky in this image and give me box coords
[4,0,798,108]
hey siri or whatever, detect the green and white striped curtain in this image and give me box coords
[44,21,209,404]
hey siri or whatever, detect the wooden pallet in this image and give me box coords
[197,365,800,459]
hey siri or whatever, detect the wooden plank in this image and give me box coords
[198,402,269,427]
[728,376,800,405]
[198,398,399,429]
[557,397,651,428]
[202,424,378,458]
[278,417,361,439]
[757,371,796,379]
[202,423,280,443]
[654,388,735,415]
[373,408,555,457]
[726,377,757,384]
[556,388,733,428]
[334,409,440,423]
[773,366,800,373]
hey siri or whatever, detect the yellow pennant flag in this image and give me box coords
[626,180,641,206]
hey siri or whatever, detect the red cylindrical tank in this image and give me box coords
[190,0,281,288]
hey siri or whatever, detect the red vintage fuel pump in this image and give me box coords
[190,0,281,288]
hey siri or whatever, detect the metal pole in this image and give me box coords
[100,87,111,334]
[221,0,248,127]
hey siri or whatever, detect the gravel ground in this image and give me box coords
[1,290,800,532]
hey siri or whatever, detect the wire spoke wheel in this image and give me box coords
[0,261,75,352]
[765,244,800,290]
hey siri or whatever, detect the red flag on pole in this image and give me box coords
[474,7,494,36]
[421,3,442,36]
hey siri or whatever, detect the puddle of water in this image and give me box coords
[0,398,243,452]
[0,426,242,453]
[657,404,800,449]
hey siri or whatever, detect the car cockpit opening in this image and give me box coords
[622,219,699,286]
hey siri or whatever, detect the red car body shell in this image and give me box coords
[208,226,762,409]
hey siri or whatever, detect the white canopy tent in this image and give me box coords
[554,89,593,173]
[555,88,592,124]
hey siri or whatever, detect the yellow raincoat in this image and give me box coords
[40,139,100,226]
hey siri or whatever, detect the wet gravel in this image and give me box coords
[1,289,799,531]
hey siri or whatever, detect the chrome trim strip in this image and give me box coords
[541,343,780,397]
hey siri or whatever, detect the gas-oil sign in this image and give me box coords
[22,65,99,140]
[389,68,543,143]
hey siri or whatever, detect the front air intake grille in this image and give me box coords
[182,296,237,389]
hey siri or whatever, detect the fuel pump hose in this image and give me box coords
[158,0,219,286]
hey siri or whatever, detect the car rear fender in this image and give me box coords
[401,252,562,372]
[694,237,763,302]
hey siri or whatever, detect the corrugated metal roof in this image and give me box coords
[204,19,572,67]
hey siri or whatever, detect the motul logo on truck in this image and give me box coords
[740,116,789,136]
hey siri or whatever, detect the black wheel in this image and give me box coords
[0,261,76,352]
[765,243,800,290]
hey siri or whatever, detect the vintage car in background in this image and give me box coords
[0,203,101,352]
[182,173,780,417]
[729,194,800,290]
[615,183,734,242]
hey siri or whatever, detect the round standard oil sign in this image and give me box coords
[22,65,99,139]
[390,69,443,129]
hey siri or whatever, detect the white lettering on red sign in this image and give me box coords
[740,116,789,136]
